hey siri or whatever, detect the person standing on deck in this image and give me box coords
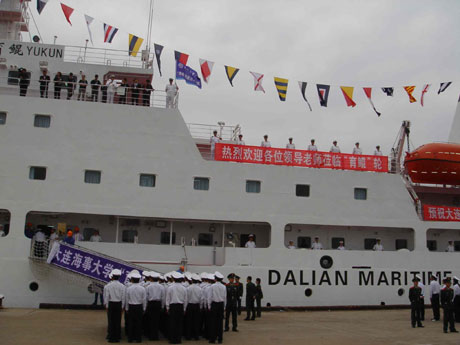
[255,278,263,318]
[374,145,383,156]
[125,270,147,343]
[244,276,256,321]
[311,237,323,250]
[308,139,318,151]
[90,75,101,102]
[185,273,202,341]
[166,271,188,344]
[210,130,220,160]
[441,278,458,333]
[39,69,50,98]
[446,241,455,252]
[165,78,179,108]
[146,272,165,341]
[353,142,363,155]
[430,275,441,322]
[286,137,295,149]
[373,238,384,251]
[245,235,256,248]
[235,134,245,146]
[330,140,341,153]
[261,135,271,148]
[106,75,117,104]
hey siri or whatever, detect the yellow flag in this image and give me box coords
[129,34,144,57]
[274,77,288,101]
[340,86,356,107]
[225,66,239,86]
[404,86,417,103]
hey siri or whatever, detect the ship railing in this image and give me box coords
[187,123,241,141]
[0,76,173,108]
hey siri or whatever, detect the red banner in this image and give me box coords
[423,205,460,221]
[214,143,388,173]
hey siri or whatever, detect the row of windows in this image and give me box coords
[0,113,51,128]
[28,167,368,198]
[295,237,408,250]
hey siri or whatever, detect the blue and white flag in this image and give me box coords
[176,61,202,89]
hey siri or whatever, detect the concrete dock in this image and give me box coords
[0,308,459,345]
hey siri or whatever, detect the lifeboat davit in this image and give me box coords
[404,143,460,185]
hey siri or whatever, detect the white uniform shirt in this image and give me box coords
[90,235,102,242]
[49,232,58,240]
[146,282,165,307]
[165,84,178,96]
[203,284,213,309]
[261,141,271,148]
[209,282,227,309]
[419,282,425,297]
[106,78,116,92]
[104,280,126,308]
[286,143,295,149]
[236,139,245,145]
[210,136,220,149]
[330,145,341,153]
[34,231,46,242]
[287,245,296,249]
[373,243,384,251]
[454,284,460,297]
[311,242,323,250]
[446,245,455,252]
[337,245,346,250]
[200,283,209,309]
[125,283,147,311]
[187,284,202,304]
[73,233,84,242]
[166,282,188,311]
[245,240,256,248]
[307,145,318,151]
[430,280,441,298]
[353,147,363,155]
[374,150,383,156]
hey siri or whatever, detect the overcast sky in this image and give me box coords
[27,0,460,153]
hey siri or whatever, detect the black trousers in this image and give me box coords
[225,304,237,330]
[256,298,262,317]
[19,86,28,96]
[169,303,184,344]
[185,303,200,340]
[454,295,460,322]
[40,85,48,98]
[200,308,208,338]
[147,300,161,340]
[420,297,425,320]
[128,304,143,342]
[246,298,255,320]
[443,307,456,331]
[107,301,122,341]
[209,302,224,343]
[431,294,440,320]
[411,302,422,326]
[237,297,242,315]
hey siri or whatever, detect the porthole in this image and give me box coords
[398,288,405,296]
[29,282,39,291]
[320,255,333,269]
[305,288,312,297]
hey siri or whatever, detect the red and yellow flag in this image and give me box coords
[340,86,356,107]
[404,86,417,103]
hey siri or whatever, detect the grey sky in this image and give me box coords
[29,0,460,153]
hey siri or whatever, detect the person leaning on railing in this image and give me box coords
[77,75,88,101]
[117,78,128,104]
[90,74,101,102]
[142,79,154,106]
[53,72,63,99]
[18,68,29,97]
[39,69,50,98]
[66,72,77,100]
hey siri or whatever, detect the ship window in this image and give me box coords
[427,240,437,251]
[194,177,209,191]
[331,237,345,249]
[83,228,97,241]
[139,174,156,187]
[29,166,47,180]
[0,112,6,125]
[34,114,51,128]
[8,70,30,85]
[161,231,176,244]
[395,239,408,250]
[84,170,101,184]
[354,188,367,200]
[364,238,377,250]
[453,196,460,207]
[455,241,460,252]
[296,184,310,197]
[198,233,213,246]
[297,236,311,249]
[122,230,137,243]
[246,180,261,193]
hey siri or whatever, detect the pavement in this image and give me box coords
[0,308,459,345]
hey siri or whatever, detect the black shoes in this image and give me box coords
[232,329,238,332]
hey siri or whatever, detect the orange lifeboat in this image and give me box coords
[404,143,460,185]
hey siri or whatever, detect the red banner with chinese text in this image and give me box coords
[214,143,388,173]
[423,205,460,222]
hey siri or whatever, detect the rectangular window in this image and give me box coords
[122,230,138,243]
[395,239,408,250]
[198,233,213,246]
[0,112,6,125]
[34,114,51,128]
[161,231,176,244]
[84,170,101,184]
[331,237,345,249]
[194,177,209,191]
[354,187,367,200]
[296,184,310,197]
[246,180,261,193]
[427,240,437,252]
[8,70,30,85]
[454,241,460,252]
[139,174,156,187]
[29,166,47,180]
[297,236,311,249]
[364,238,377,250]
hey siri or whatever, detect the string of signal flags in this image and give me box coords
[37,0,455,117]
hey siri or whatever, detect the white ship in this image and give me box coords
[0,0,459,309]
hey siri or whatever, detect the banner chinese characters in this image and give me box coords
[214,143,388,173]
[423,205,460,222]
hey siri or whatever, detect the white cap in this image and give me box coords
[130,271,141,279]
[142,271,150,277]
[200,272,208,279]
[249,234,254,237]
[207,273,215,280]
[172,271,182,279]
[214,271,224,279]
[150,272,160,279]
[192,273,201,281]
[184,272,192,280]
[111,269,122,276]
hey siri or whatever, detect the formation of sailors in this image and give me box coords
[104,268,263,344]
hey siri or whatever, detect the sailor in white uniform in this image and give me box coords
[374,145,383,156]
[353,142,363,155]
[105,75,117,104]
[446,241,455,252]
[373,238,384,251]
[146,272,165,341]
[165,78,179,108]
[209,271,227,344]
[286,137,295,149]
[430,275,441,321]
[308,139,318,151]
[261,135,271,148]
[166,271,188,344]
[330,140,341,153]
[125,270,147,343]
[311,237,323,250]
[337,240,346,250]
[287,240,296,249]
[185,273,202,340]
[104,269,126,343]
[245,234,256,248]
[210,130,220,160]
[236,134,245,146]
[90,230,102,242]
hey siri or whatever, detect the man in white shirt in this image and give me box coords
[0,225,5,237]
[209,272,227,344]
[374,145,383,156]
[311,237,323,250]
[49,227,58,241]
[73,228,84,242]
[166,272,188,344]
[185,274,202,341]
[90,230,102,242]
[236,134,245,146]
[308,139,318,151]
[287,240,296,249]
[430,275,441,321]
[165,78,179,108]
[353,142,362,155]
[446,241,455,252]
[337,240,346,250]
[105,75,117,104]
[104,269,126,343]
[373,238,384,251]
[125,271,147,343]
[286,137,295,149]
[330,140,341,153]
[245,235,256,248]
[261,135,271,148]
[146,272,165,341]
[210,130,220,160]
